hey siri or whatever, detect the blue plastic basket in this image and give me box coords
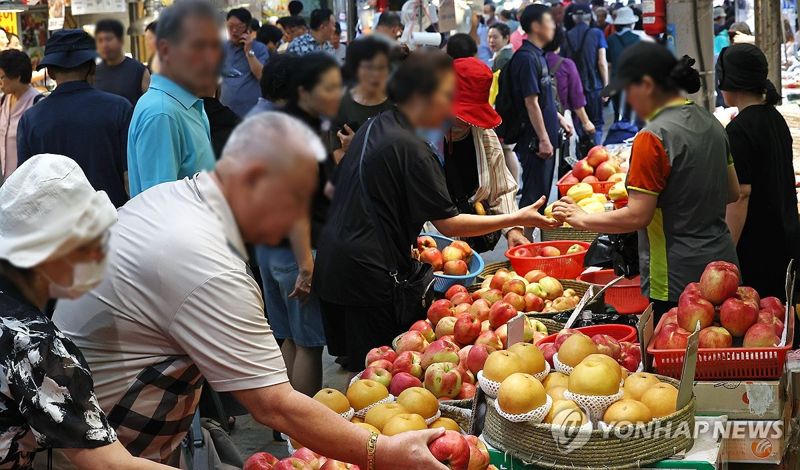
[422,233,485,293]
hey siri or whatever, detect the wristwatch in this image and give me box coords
[247,50,256,57]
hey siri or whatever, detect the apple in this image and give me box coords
[453,315,482,346]
[720,297,759,336]
[554,329,584,350]
[482,350,525,383]
[677,290,715,331]
[479,288,503,306]
[361,366,392,388]
[367,359,394,372]
[320,460,359,470]
[524,269,547,283]
[743,323,779,348]
[607,172,626,183]
[566,243,585,254]
[450,241,474,262]
[428,430,471,470]
[488,301,517,329]
[538,277,564,300]
[474,330,503,352]
[424,362,463,398]
[526,282,547,299]
[508,342,546,375]
[640,383,678,418]
[654,327,691,350]
[465,343,493,374]
[382,413,428,436]
[471,288,487,302]
[737,286,761,308]
[568,357,621,396]
[445,284,469,300]
[365,346,397,367]
[758,310,785,336]
[495,324,508,349]
[420,247,444,271]
[558,334,598,367]
[698,326,733,348]
[442,245,466,263]
[393,351,423,379]
[273,458,313,470]
[502,279,526,296]
[456,365,475,385]
[428,299,454,327]
[498,372,547,414]
[699,261,740,305]
[662,307,679,327]
[539,246,562,257]
[397,387,439,419]
[595,161,618,181]
[389,371,422,396]
[417,235,437,250]
[435,316,459,339]
[590,334,621,359]
[623,372,661,401]
[313,388,350,414]
[523,293,545,312]
[572,159,594,180]
[561,173,580,186]
[346,379,389,411]
[429,417,461,432]
[457,345,472,367]
[603,399,652,426]
[450,292,473,307]
[409,319,436,343]
[244,452,280,470]
[422,338,460,369]
[540,343,557,367]
[586,145,610,167]
[618,342,642,373]
[453,303,471,318]
[502,292,526,312]
[468,299,491,322]
[490,270,512,291]
[293,448,324,469]
[457,383,476,399]
[582,175,599,183]
[480,320,491,332]
[464,435,490,470]
[760,297,785,319]
[444,260,469,276]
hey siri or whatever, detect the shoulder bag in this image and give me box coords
[357,119,435,331]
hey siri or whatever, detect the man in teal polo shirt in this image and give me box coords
[127,0,221,196]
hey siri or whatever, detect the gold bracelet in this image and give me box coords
[366,431,379,470]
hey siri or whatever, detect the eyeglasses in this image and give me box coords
[228,23,247,35]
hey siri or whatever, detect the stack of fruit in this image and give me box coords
[509,243,586,258]
[473,268,582,314]
[563,146,626,187]
[651,261,787,350]
[415,236,474,276]
[244,448,359,470]
[541,328,641,374]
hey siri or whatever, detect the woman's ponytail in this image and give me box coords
[669,55,702,94]
[764,79,781,106]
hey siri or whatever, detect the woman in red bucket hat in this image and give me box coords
[443,57,530,251]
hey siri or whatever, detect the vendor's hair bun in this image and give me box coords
[669,55,701,94]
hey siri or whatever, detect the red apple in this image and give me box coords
[450,292,473,307]
[468,299,491,322]
[655,327,691,350]
[361,366,392,388]
[595,161,618,181]
[389,371,423,396]
[466,343,493,374]
[524,269,547,283]
[581,175,599,184]
[465,435,490,470]
[502,292,526,312]
[699,261,740,305]
[417,235,437,251]
[395,330,429,353]
[428,430,471,470]
[422,338,460,369]
[760,297,785,320]
[273,458,312,470]
[365,346,397,367]
[502,279,526,296]
[457,382,476,399]
[539,246,562,257]
[453,303,471,318]
[474,331,503,353]
[684,282,702,296]
[456,366,475,385]
[524,293,544,312]
[591,334,621,359]
[444,260,469,276]
[454,315,482,346]
[293,448,324,468]
[445,284,469,300]
[393,351,423,379]
[561,173,579,186]
[410,319,436,343]
[662,307,679,327]
[677,291,715,332]
[489,271,512,291]
[367,359,393,372]
[758,310,785,337]
[698,326,733,348]
[488,301,517,329]
[435,316,458,339]
[572,159,594,180]
[424,363,463,399]
[320,460,359,470]
[743,323,779,348]
[720,297,759,337]
[420,247,444,272]
[495,324,508,349]
[586,145,610,167]
[618,342,641,372]
[450,241,474,262]
[737,286,761,308]
[478,289,503,306]
[457,345,472,366]
[540,343,557,367]
[428,299,454,327]
[244,452,280,470]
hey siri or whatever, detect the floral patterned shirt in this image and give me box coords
[286,32,334,56]
[0,276,116,469]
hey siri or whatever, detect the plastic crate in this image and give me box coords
[646,308,795,380]
[504,241,590,279]
[535,324,638,346]
[557,171,617,196]
[422,233,485,293]
[578,269,649,314]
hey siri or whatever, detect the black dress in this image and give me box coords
[726,104,800,299]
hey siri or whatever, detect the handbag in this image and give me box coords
[357,119,435,331]
[584,233,640,277]
[452,197,501,253]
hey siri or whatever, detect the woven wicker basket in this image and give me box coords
[483,377,695,470]
[541,226,599,243]
[439,400,473,433]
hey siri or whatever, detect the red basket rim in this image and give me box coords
[505,241,591,261]
[578,269,641,288]
[535,324,638,346]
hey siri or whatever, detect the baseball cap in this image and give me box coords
[602,42,676,97]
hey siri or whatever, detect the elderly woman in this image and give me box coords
[0,154,172,469]
[0,50,41,184]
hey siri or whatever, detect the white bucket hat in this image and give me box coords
[0,154,117,268]
[612,7,639,25]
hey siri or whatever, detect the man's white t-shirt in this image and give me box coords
[54,172,288,464]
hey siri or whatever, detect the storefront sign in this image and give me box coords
[0,12,18,35]
[71,0,126,15]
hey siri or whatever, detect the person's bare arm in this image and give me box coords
[141,68,152,94]
[597,48,609,88]
[574,107,595,134]
[726,183,751,245]
[727,165,741,204]
[287,218,314,300]
[524,95,553,158]
[433,196,560,237]
[234,383,448,469]
[63,441,175,470]
[552,190,658,233]
[244,36,265,80]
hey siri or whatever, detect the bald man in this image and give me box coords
[54,113,447,469]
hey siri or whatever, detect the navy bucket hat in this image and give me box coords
[37,29,97,71]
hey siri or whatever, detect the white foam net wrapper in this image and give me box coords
[353,394,395,419]
[424,409,442,425]
[532,361,551,381]
[348,372,363,388]
[477,370,501,398]
[494,394,553,424]
[340,407,355,422]
[552,353,575,375]
[564,389,624,423]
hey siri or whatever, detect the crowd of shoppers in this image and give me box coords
[0,0,799,468]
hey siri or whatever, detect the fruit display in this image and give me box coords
[650,261,787,351]
[544,328,642,373]
[473,268,581,314]
[244,449,360,470]
[558,146,627,193]
[415,236,474,276]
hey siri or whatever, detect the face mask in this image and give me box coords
[43,258,107,299]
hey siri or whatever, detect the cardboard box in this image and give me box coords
[694,377,787,421]
[726,404,792,464]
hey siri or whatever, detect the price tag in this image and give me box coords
[564,286,594,329]
[506,314,525,347]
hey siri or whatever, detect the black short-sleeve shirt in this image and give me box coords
[0,276,117,468]
[314,109,459,306]
[726,104,800,297]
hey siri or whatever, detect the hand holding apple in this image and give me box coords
[428,430,471,470]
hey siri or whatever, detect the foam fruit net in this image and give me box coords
[552,353,575,375]
[424,409,442,425]
[564,389,624,423]
[477,370,501,398]
[533,362,551,381]
[495,394,553,424]
[354,394,395,419]
[340,407,355,422]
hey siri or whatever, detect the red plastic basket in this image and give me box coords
[646,308,795,380]
[505,241,590,279]
[535,324,638,347]
[578,269,648,315]
[557,171,617,197]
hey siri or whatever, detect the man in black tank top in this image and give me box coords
[94,19,151,105]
